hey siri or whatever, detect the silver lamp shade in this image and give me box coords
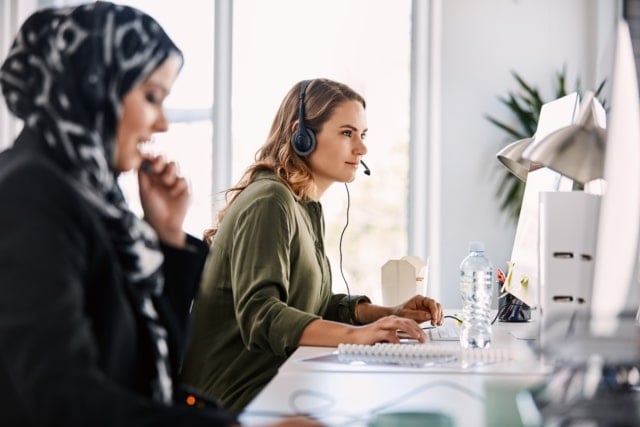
[524,95,606,184]
[496,137,536,182]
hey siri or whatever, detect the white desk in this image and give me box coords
[240,319,551,427]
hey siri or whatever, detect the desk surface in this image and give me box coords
[240,318,550,427]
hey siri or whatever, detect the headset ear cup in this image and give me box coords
[292,127,316,156]
[291,79,316,156]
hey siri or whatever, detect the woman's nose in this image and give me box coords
[354,137,367,155]
[154,110,169,133]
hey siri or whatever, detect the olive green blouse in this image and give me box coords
[181,171,369,411]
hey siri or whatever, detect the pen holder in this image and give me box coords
[498,292,531,322]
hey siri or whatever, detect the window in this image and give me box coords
[232,0,412,299]
[112,0,215,239]
[28,0,412,301]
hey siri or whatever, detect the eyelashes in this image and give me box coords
[342,130,367,140]
[145,93,161,105]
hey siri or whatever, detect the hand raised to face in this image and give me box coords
[138,155,189,248]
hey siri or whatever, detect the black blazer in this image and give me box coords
[0,131,236,426]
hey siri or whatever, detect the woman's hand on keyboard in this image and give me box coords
[391,295,444,326]
[348,315,428,344]
[355,296,443,327]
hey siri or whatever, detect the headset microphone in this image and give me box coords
[360,160,371,176]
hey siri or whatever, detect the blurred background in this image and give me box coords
[0,0,625,308]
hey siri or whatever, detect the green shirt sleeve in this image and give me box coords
[229,190,321,357]
[325,294,372,325]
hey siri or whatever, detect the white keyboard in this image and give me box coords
[427,324,462,341]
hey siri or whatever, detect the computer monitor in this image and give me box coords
[591,20,640,328]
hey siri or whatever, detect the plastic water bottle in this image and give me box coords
[459,241,494,349]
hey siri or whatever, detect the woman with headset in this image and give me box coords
[181,78,444,412]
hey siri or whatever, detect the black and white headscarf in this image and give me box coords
[0,1,183,404]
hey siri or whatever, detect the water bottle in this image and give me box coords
[459,241,494,349]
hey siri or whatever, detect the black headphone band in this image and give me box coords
[297,80,311,133]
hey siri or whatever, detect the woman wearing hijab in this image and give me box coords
[0,3,319,427]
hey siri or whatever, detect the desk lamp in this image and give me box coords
[496,137,536,183]
[524,92,606,186]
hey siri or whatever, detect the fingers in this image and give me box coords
[140,155,176,183]
[422,297,444,326]
[139,155,188,196]
[396,296,444,326]
[374,316,427,343]
[414,296,443,326]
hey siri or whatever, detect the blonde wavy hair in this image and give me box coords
[204,78,366,244]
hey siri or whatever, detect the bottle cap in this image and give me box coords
[469,241,484,252]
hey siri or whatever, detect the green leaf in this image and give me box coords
[512,71,541,103]
[595,79,608,110]
[485,115,527,139]
[555,67,567,98]
[496,173,513,196]
[594,79,606,97]
[504,94,537,135]
[487,68,608,223]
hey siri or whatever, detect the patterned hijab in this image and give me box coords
[0,2,183,404]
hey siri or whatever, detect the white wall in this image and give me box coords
[432,0,619,308]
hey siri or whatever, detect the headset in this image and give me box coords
[291,80,317,157]
[291,79,372,176]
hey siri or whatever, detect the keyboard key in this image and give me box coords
[428,324,461,341]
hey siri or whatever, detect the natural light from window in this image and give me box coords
[42,0,412,302]
[232,0,411,300]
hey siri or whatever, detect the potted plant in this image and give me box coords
[485,68,606,222]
